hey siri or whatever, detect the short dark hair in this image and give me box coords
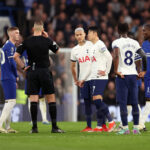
[118,23,129,34]
[88,26,100,36]
[7,27,19,35]
[143,23,150,30]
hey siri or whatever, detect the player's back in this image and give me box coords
[142,40,150,77]
[112,37,141,75]
[24,36,54,68]
[0,40,17,81]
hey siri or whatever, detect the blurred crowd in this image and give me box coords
[0,0,149,105]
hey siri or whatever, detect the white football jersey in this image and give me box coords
[90,40,112,80]
[70,41,93,81]
[112,37,141,75]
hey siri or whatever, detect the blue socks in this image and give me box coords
[94,99,112,123]
[84,99,92,128]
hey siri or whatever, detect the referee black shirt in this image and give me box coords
[16,36,59,68]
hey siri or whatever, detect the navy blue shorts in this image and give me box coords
[144,77,150,98]
[116,75,138,105]
[1,79,16,100]
[90,79,108,96]
[80,80,92,99]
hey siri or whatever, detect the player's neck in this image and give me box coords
[120,34,128,38]
[34,31,42,36]
[92,37,99,44]
[78,40,86,46]
[9,38,16,45]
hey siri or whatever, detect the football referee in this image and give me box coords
[14,21,64,133]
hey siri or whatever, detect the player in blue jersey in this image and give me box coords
[112,23,147,134]
[139,24,150,131]
[21,50,49,125]
[0,27,19,133]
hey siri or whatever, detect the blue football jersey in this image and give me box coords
[0,40,17,81]
[142,40,150,77]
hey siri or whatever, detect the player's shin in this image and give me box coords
[84,99,92,128]
[48,102,57,128]
[140,101,150,126]
[30,102,38,129]
[132,104,139,128]
[39,98,48,123]
[0,99,16,128]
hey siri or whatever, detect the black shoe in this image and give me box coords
[51,127,65,133]
[140,127,147,132]
[30,128,38,133]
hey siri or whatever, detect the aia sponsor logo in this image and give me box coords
[78,56,96,63]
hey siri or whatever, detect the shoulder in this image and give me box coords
[2,41,11,50]
[85,41,93,46]
[142,40,149,47]
[71,45,79,53]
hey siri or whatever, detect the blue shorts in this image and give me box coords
[90,79,108,96]
[144,77,150,98]
[1,79,16,100]
[25,79,42,96]
[80,80,91,99]
[116,75,138,105]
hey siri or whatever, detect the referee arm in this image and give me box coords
[14,44,29,71]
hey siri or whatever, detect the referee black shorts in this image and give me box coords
[26,68,55,95]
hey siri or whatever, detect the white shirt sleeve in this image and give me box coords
[70,49,77,62]
[112,40,119,49]
[104,50,113,75]
[99,42,108,53]
[135,41,141,52]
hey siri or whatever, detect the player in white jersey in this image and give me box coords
[71,27,95,132]
[112,23,147,134]
[86,26,116,132]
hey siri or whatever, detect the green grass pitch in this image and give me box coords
[0,122,150,150]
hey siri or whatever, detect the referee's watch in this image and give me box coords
[22,66,25,70]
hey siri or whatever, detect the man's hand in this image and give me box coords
[97,70,106,76]
[138,71,146,78]
[42,31,49,38]
[78,80,85,87]
[115,72,124,78]
[24,66,30,72]
[74,80,79,86]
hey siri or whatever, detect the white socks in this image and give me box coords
[39,98,48,122]
[0,99,16,128]
[140,101,150,127]
[5,113,11,130]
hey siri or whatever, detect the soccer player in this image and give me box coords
[112,23,147,134]
[14,20,64,133]
[87,26,116,132]
[139,24,150,131]
[70,27,93,132]
[0,27,19,133]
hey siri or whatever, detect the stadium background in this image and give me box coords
[0,0,150,122]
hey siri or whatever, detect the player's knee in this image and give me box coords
[93,95,103,100]
[29,95,39,102]
[46,94,56,103]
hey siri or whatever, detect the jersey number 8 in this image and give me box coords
[0,48,5,64]
[124,50,133,66]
